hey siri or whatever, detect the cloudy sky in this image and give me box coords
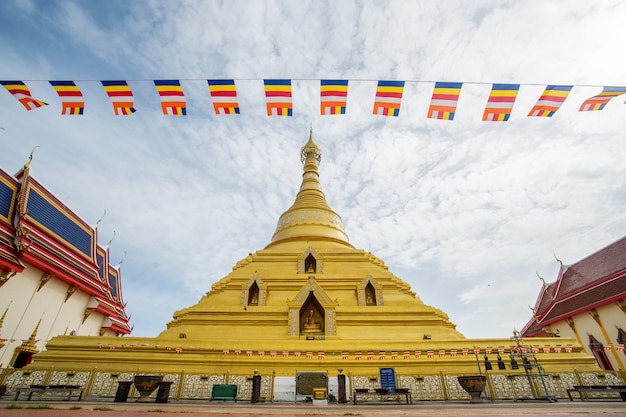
[1,0,625,340]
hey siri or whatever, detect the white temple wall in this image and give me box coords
[545,303,625,371]
[272,376,296,402]
[0,263,110,366]
[48,290,91,337]
[272,375,350,402]
[80,309,108,337]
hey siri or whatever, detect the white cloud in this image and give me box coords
[0,0,625,339]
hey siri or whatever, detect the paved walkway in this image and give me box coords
[0,399,625,417]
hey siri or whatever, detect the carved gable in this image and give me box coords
[357,274,383,306]
[241,273,267,307]
[297,246,323,274]
[287,277,337,336]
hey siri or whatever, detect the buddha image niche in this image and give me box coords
[303,309,321,332]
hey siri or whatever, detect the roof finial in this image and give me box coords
[106,230,116,247]
[24,145,40,170]
[536,271,547,287]
[528,305,540,324]
[554,252,564,268]
[117,250,127,267]
[95,209,107,227]
[537,272,555,300]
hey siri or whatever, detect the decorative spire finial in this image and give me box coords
[95,209,107,227]
[24,145,40,170]
[536,272,547,287]
[0,306,8,329]
[117,250,127,267]
[16,319,42,354]
[106,230,116,247]
[553,252,563,267]
[0,306,8,348]
[300,128,321,164]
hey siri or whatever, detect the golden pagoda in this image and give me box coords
[159,130,463,345]
[22,131,603,401]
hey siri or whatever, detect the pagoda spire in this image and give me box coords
[0,307,8,349]
[267,130,352,248]
[15,319,42,355]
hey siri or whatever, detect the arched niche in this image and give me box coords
[357,274,383,306]
[241,273,267,307]
[298,247,322,274]
[300,293,324,334]
[287,277,336,336]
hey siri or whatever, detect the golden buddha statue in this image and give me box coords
[302,309,321,333]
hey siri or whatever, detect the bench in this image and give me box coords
[211,384,237,402]
[353,389,412,405]
[14,385,84,401]
[566,385,626,402]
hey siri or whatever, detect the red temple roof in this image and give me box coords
[522,236,626,337]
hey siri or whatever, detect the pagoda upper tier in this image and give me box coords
[267,131,353,249]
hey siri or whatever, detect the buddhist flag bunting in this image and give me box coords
[373,80,404,116]
[101,81,136,115]
[482,84,520,121]
[528,85,572,117]
[0,81,48,111]
[428,82,462,120]
[49,81,84,115]
[154,80,186,115]
[264,79,292,116]
[320,80,348,115]
[207,80,240,114]
[579,86,626,111]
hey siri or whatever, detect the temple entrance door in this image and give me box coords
[300,293,324,335]
[12,352,33,368]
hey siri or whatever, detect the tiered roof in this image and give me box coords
[0,162,130,335]
[522,236,626,337]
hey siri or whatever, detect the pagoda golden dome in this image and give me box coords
[266,130,353,249]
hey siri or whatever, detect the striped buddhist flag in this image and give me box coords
[0,81,48,111]
[49,81,84,115]
[154,80,186,115]
[579,86,626,111]
[101,81,136,115]
[528,85,572,117]
[207,80,240,114]
[320,80,348,115]
[482,83,520,121]
[427,82,462,120]
[264,79,292,116]
[373,80,404,116]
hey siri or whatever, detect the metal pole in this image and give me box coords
[474,347,483,376]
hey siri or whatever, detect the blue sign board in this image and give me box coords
[379,368,396,391]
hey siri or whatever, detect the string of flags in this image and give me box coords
[1,79,625,120]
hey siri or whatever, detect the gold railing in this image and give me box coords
[1,367,624,402]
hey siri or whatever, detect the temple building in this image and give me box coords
[0,155,131,369]
[521,236,626,372]
[3,132,611,402]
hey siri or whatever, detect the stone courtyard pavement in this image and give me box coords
[0,400,625,417]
